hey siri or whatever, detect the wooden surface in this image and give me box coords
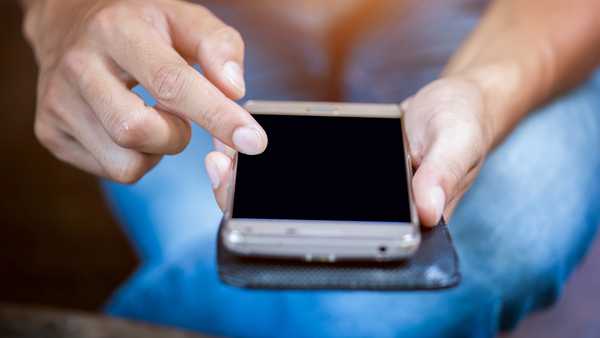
[0,2,138,311]
[0,305,209,338]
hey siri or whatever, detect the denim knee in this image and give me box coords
[107,233,501,338]
[451,72,600,329]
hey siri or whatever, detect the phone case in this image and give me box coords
[217,219,460,290]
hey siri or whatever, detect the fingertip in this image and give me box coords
[196,29,246,100]
[205,151,232,189]
[428,185,446,226]
[223,61,246,99]
[413,174,446,227]
[232,125,268,155]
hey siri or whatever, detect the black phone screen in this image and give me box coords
[231,114,412,222]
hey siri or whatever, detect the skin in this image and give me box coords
[21,0,267,184]
[21,0,600,226]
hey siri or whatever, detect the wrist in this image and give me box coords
[459,61,524,149]
[440,3,564,149]
[446,56,547,149]
[22,0,98,62]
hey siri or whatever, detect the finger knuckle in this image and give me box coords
[216,25,243,46]
[33,119,55,148]
[109,155,148,184]
[425,79,455,99]
[198,102,227,132]
[90,4,133,35]
[169,121,192,154]
[61,49,90,80]
[200,25,244,57]
[91,86,116,113]
[39,83,62,116]
[151,64,190,104]
[190,5,212,18]
[33,119,67,159]
[138,4,166,27]
[89,8,113,35]
[111,110,150,149]
[22,14,37,43]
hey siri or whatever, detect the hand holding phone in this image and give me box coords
[208,78,492,262]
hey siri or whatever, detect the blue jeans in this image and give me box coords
[102,2,600,337]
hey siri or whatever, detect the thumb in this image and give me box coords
[412,126,482,227]
[403,78,488,226]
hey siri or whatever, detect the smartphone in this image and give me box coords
[220,101,420,262]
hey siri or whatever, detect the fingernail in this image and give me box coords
[206,154,231,189]
[430,185,446,225]
[206,158,221,189]
[223,61,245,95]
[233,126,264,155]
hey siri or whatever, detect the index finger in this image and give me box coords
[102,14,266,155]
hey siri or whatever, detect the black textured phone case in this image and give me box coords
[217,219,460,290]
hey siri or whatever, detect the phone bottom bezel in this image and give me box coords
[222,218,420,262]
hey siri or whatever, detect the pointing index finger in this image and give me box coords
[104,14,267,154]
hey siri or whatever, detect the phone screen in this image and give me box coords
[232,114,412,223]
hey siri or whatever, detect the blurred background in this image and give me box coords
[0,2,137,311]
[1,1,599,337]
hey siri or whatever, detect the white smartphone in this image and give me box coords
[221,101,420,262]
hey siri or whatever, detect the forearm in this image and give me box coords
[445,0,600,147]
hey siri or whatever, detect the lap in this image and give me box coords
[107,234,497,338]
[452,76,600,328]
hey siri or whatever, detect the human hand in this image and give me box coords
[23,0,267,183]
[402,77,493,226]
[206,77,493,225]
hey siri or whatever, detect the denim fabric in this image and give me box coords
[102,2,600,337]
